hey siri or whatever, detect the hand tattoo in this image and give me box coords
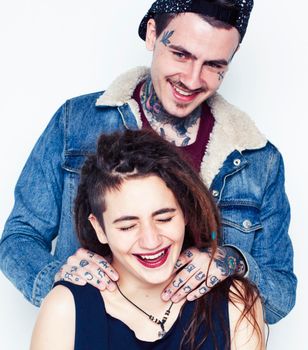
[84,272,93,281]
[80,260,89,268]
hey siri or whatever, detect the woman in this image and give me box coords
[30,130,265,349]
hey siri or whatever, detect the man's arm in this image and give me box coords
[235,150,296,324]
[0,104,66,306]
[160,148,296,324]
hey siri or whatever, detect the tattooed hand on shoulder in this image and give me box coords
[54,248,119,291]
[161,246,246,302]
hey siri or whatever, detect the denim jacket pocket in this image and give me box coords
[62,153,89,174]
[220,203,263,252]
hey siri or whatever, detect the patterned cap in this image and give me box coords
[138,0,254,42]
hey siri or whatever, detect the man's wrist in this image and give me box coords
[222,244,247,276]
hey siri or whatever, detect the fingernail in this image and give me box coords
[161,289,172,301]
[187,294,197,301]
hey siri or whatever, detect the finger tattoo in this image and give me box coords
[210,275,220,286]
[185,264,196,273]
[97,268,105,279]
[199,286,208,295]
[184,250,193,258]
[80,260,89,268]
[84,272,93,281]
[64,272,73,281]
[174,259,183,269]
[87,251,95,258]
[183,285,192,293]
[70,266,78,273]
[99,260,109,269]
[195,271,206,281]
[173,277,184,288]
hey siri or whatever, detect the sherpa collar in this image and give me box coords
[96,67,267,187]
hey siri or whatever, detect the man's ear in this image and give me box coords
[88,214,108,244]
[145,19,157,51]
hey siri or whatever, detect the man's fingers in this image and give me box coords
[173,248,198,271]
[76,248,119,281]
[186,282,211,301]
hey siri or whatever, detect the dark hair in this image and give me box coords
[154,0,236,39]
[74,129,261,350]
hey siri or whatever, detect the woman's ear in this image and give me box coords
[88,214,108,244]
[145,19,157,51]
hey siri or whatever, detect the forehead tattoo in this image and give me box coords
[160,30,174,46]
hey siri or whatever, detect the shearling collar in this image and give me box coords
[96,67,267,187]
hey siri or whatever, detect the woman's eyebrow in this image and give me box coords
[113,216,138,224]
[152,208,176,216]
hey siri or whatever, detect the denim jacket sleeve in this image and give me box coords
[224,149,296,324]
[0,103,67,306]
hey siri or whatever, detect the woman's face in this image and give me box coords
[92,175,186,286]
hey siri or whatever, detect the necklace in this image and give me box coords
[115,282,174,338]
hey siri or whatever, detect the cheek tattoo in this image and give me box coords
[161,30,174,46]
[218,71,225,81]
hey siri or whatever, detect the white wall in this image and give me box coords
[0,1,306,348]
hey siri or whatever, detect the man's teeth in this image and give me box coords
[140,251,165,261]
[173,85,194,96]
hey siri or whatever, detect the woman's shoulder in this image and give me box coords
[30,283,76,350]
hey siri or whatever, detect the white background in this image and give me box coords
[0,1,307,349]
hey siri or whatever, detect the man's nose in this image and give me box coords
[181,62,204,91]
[138,222,163,250]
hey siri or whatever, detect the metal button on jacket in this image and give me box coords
[233,159,241,167]
[243,219,252,229]
[212,190,219,198]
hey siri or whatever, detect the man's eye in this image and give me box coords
[172,51,186,59]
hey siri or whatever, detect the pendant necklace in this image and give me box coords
[115,282,174,338]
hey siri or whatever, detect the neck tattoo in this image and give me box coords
[140,78,201,146]
[116,282,174,338]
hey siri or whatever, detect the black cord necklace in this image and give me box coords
[115,282,174,338]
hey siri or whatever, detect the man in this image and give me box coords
[0,0,296,324]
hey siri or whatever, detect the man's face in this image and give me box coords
[146,13,240,118]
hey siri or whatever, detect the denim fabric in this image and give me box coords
[0,91,296,324]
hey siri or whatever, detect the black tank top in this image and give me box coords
[55,281,230,349]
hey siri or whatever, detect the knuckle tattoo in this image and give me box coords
[99,260,109,269]
[70,266,78,273]
[97,268,105,279]
[64,272,73,281]
[198,286,208,294]
[172,277,184,288]
[185,264,196,273]
[80,260,89,268]
[183,285,192,293]
[174,259,183,269]
[87,251,95,258]
[184,250,193,258]
[210,275,219,286]
[195,271,206,281]
[84,272,94,281]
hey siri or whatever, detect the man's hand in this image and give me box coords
[161,246,246,302]
[54,248,119,291]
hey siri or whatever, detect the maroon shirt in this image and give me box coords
[133,83,214,172]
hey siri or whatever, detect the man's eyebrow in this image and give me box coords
[113,216,138,224]
[168,44,197,60]
[204,58,229,66]
[152,208,176,216]
[168,44,229,66]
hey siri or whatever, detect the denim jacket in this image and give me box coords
[0,67,296,324]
